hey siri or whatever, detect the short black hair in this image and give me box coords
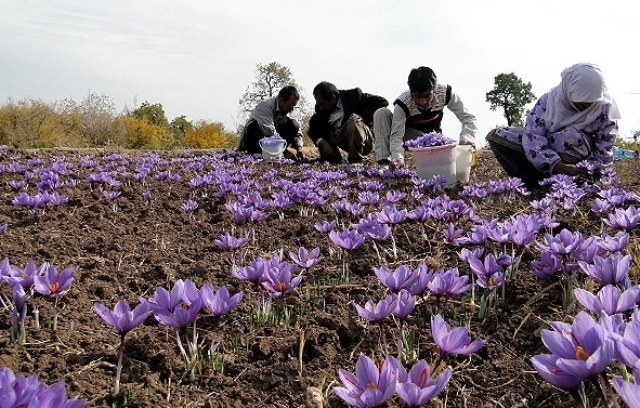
[278,86,300,100]
[312,81,339,100]
[408,67,437,93]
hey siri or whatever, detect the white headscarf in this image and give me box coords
[544,63,620,133]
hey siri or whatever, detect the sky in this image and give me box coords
[2,0,640,147]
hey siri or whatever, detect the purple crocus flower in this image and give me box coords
[0,223,6,234]
[443,222,465,246]
[147,279,202,329]
[598,231,630,253]
[603,206,640,231]
[508,213,543,248]
[2,260,43,290]
[103,190,121,201]
[613,376,640,408]
[288,247,323,270]
[11,284,27,343]
[539,229,583,257]
[373,265,418,293]
[314,220,336,234]
[574,285,640,316]
[578,252,631,286]
[392,290,416,320]
[458,247,484,263]
[530,250,562,278]
[329,228,365,251]
[333,355,397,408]
[33,264,75,297]
[530,354,587,391]
[390,357,452,408]
[467,253,503,283]
[376,204,408,227]
[181,199,198,212]
[537,311,614,379]
[431,314,484,358]
[232,257,268,286]
[355,293,398,322]
[609,309,640,369]
[408,262,433,296]
[93,299,151,336]
[428,267,472,298]
[200,285,243,317]
[261,264,303,298]
[357,191,380,206]
[214,232,248,251]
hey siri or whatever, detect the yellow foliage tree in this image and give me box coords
[181,120,236,149]
[123,116,174,149]
[0,98,70,147]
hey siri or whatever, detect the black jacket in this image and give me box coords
[308,88,388,145]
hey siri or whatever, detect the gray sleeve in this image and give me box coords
[250,100,277,136]
[447,91,477,144]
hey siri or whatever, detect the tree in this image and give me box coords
[60,92,123,146]
[131,102,169,129]
[486,73,536,127]
[170,115,194,144]
[237,62,311,130]
[180,120,235,149]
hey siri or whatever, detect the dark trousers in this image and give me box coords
[243,118,300,155]
[319,117,374,163]
[486,129,545,188]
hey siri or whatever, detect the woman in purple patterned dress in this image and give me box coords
[486,63,620,187]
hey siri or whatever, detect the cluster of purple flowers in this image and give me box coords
[0,367,85,407]
[232,249,320,297]
[334,355,451,408]
[405,131,456,149]
[335,314,484,408]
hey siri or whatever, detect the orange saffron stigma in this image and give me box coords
[550,368,563,374]
[277,282,287,292]
[575,346,590,361]
[366,382,377,389]
[49,282,60,293]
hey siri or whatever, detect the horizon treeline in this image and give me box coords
[0,93,239,149]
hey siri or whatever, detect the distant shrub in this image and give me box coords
[181,120,237,149]
[123,116,174,149]
[0,98,70,147]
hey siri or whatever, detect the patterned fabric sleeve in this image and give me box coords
[521,95,561,175]
[583,104,617,167]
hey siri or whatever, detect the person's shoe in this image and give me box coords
[377,159,390,171]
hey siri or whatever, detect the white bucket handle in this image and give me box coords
[259,139,287,156]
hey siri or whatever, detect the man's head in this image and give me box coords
[408,67,437,108]
[313,81,339,113]
[277,86,300,114]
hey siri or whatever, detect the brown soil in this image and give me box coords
[0,146,638,407]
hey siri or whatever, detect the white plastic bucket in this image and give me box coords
[455,145,473,183]
[409,143,457,187]
[259,139,287,162]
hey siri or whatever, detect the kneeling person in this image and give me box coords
[374,66,476,169]
[308,81,388,164]
[238,86,304,160]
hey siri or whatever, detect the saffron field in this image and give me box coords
[0,146,639,407]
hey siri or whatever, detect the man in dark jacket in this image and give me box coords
[308,81,388,164]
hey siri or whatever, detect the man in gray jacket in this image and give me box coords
[238,86,304,160]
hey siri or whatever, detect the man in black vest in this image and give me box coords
[374,67,477,169]
[308,81,388,164]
